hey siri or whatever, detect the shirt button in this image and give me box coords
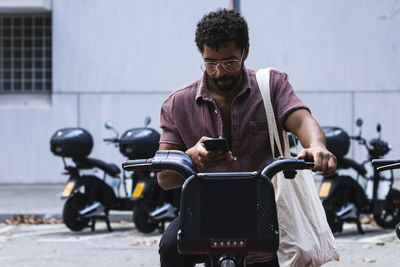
[214,109,218,114]
[233,157,238,161]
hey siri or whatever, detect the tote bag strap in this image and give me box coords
[256,68,290,158]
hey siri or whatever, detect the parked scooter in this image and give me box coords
[372,159,400,239]
[51,117,179,233]
[122,150,314,267]
[104,117,181,233]
[319,118,400,234]
[50,126,132,232]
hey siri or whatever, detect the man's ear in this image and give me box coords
[243,43,250,61]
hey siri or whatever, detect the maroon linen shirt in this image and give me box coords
[160,66,309,173]
[159,66,309,263]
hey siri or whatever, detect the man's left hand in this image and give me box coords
[297,146,337,177]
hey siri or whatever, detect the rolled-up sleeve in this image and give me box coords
[159,94,185,146]
[270,70,310,131]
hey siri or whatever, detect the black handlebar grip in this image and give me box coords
[372,159,400,168]
[122,157,195,179]
[122,159,153,171]
[377,162,400,172]
[261,159,314,178]
[103,138,118,142]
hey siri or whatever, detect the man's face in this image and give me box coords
[202,41,246,92]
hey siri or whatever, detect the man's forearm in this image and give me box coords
[296,117,326,149]
[286,109,326,149]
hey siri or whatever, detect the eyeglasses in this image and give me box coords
[201,51,244,75]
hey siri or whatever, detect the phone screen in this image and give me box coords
[203,138,230,152]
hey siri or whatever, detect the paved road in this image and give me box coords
[1,181,400,266]
[1,221,399,267]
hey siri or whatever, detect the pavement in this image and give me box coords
[0,184,133,223]
[1,183,400,267]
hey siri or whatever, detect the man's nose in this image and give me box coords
[215,63,227,76]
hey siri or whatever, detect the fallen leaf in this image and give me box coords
[131,241,140,246]
[3,215,62,225]
[5,232,12,240]
[120,220,131,225]
[363,258,376,263]
[360,214,377,226]
[143,239,156,246]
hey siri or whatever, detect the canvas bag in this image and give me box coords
[256,68,340,267]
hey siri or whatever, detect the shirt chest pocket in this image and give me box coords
[248,119,269,146]
[249,120,268,131]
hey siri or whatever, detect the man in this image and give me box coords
[157,8,336,267]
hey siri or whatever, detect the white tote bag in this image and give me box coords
[256,68,340,267]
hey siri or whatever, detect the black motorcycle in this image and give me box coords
[372,159,400,239]
[51,126,133,232]
[122,150,314,267]
[319,118,400,234]
[103,117,181,233]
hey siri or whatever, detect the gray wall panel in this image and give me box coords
[78,93,169,165]
[52,0,226,93]
[353,92,400,161]
[242,0,400,92]
[0,94,78,183]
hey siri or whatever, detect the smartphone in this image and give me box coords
[203,138,230,152]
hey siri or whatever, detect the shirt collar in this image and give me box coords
[195,65,251,102]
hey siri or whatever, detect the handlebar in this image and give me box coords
[122,150,196,179]
[122,150,314,180]
[261,158,314,178]
[103,138,119,143]
[372,159,400,172]
[350,135,368,146]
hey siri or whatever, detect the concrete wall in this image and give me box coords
[0,0,399,183]
[243,0,400,173]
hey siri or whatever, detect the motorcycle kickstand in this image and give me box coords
[89,211,113,232]
[356,213,364,235]
[91,217,96,232]
[104,210,113,232]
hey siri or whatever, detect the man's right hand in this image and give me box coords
[157,137,233,190]
[186,136,233,169]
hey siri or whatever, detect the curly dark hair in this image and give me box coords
[195,8,249,53]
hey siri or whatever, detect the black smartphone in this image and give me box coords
[203,138,230,152]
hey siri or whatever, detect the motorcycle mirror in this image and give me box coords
[377,123,382,133]
[144,116,151,127]
[356,118,363,127]
[105,120,119,138]
[105,120,114,129]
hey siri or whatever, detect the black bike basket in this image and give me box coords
[177,173,279,255]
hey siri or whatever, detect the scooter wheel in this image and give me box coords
[374,189,400,229]
[133,198,158,233]
[396,223,400,239]
[63,193,90,231]
[322,192,344,233]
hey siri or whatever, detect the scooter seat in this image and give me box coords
[77,158,121,177]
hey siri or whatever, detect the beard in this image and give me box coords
[210,73,242,92]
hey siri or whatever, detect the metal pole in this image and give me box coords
[229,0,240,11]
